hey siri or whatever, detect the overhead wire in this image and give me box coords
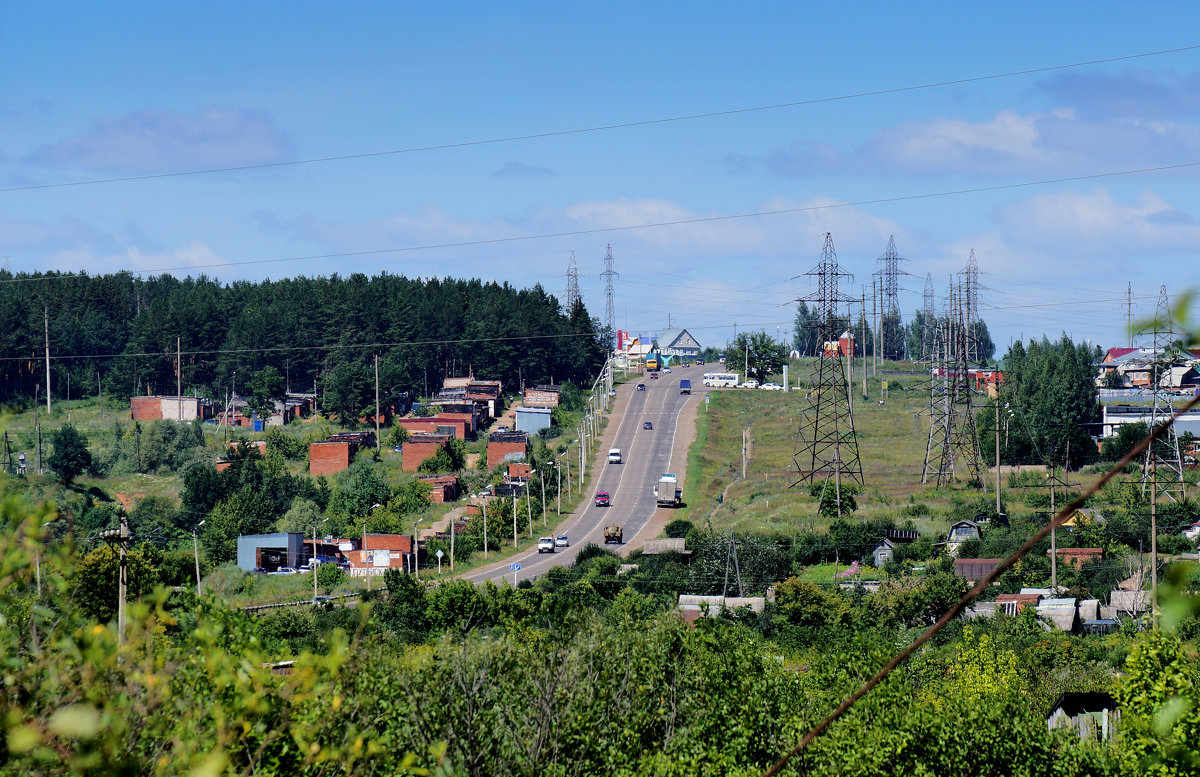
[7,160,1200,285]
[5,44,1199,195]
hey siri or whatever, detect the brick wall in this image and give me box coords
[402,440,447,472]
[488,440,527,469]
[130,396,163,420]
[309,441,353,476]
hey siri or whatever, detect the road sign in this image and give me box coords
[508,562,521,571]
[435,549,444,558]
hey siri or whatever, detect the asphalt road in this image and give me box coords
[462,362,703,585]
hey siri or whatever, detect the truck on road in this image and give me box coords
[653,473,683,508]
[679,379,691,395]
[603,524,623,544]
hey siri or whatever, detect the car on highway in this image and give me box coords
[269,567,300,576]
[594,490,611,507]
[643,421,653,430]
[759,382,783,391]
[555,535,570,548]
[664,366,671,373]
[537,536,556,553]
[636,383,646,391]
[739,380,760,389]
[649,372,659,379]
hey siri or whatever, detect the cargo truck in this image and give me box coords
[603,524,623,544]
[645,355,660,371]
[653,473,683,508]
[680,379,691,395]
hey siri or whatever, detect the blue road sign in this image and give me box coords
[509,562,521,571]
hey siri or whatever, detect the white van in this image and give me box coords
[608,448,622,463]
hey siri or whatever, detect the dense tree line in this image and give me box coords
[0,270,607,406]
[981,334,1100,468]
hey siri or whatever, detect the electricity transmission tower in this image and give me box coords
[794,233,863,486]
[922,280,986,490]
[873,235,910,360]
[601,244,617,349]
[960,249,983,364]
[1142,285,1186,501]
[920,273,936,362]
[565,251,580,310]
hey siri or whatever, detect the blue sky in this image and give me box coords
[4,3,1200,355]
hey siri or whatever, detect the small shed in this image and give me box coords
[953,557,1002,583]
[1038,598,1078,632]
[872,539,897,568]
[514,406,552,435]
[1047,692,1119,741]
[945,520,981,555]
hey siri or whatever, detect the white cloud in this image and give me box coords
[747,109,1200,178]
[27,107,294,173]
[996,187,1200,255]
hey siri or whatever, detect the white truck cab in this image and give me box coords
[608,448,622,463]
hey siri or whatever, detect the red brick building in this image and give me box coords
[418,475,459,503]
[1049,547,1103,570]
[487,431,529,469]
[308,432,375,476]
[350,533,420,577]
[402,433,452,472]
[130,395,214,422]
[507,462,532,481]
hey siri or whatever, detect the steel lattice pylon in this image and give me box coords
[961,249,982,365]
[601,244,617,349]
[920,272,936,362]
[922,280,986,490]
[874,235,909,360]
[1142,285,1187,501]
[565,251,580,310]
[794,233,863,486]
[922,293,951,484]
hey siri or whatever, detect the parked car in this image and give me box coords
[269,567,299,576]
[739,380,760,389]
[252,567,269,575]
[496,425,509,432]
[537,537,556,553]
[594,490,611,507]
[636,384,646,391]
[643,421,653,430]
[555,535,570,548]
[312,595,332,607]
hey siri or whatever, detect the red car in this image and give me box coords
[594,490,610,507]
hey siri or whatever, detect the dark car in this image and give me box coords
[636,384,646,391]
[643,421,653,430]
[594,490,611,507]
[650,372,659,379]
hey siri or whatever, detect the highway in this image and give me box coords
[462,362,702,585]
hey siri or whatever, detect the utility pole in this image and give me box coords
[374,355,381,450]
[995,389,1002,516]
[193,520,205,595]
[871,277,878,377]
[526,490,534,538]
[482,499,489,560]
[44,307,52,415]
[98,511,132,645]
[98,372,103,421]
[1050,470,1057,591]
[175,333,182,419]
[512,494,518,547]
[1126,282,1133,348]
[539,467,547,527]
[364,520,370,592]
[449,508,455,572]
[861,287,867,400]
[744,340,749,384]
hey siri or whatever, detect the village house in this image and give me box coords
[401,433,452,472]
[130,395,215,422]
[350,533,421,577]
[308,431,376,476]
[488,431,529,469]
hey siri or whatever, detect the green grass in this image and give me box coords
[683,358,999,536]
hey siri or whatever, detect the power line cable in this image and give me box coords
[6,44,1198,195]
[7,159,1200,285]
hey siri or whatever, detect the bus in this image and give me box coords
[702,372,739,387]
